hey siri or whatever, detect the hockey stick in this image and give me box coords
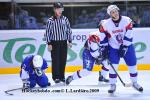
[5,86,51,96]
[107,59,132,87]
[5,82,51,96]
[92,36,132,87]
[5,87,23,95]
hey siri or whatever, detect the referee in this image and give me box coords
[45,2,72,84]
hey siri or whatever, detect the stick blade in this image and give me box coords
[5,91,14,96]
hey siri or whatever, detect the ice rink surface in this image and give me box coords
[0,71,149,100]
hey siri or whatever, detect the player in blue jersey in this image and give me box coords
[20,55,50,89]
[66,31,110,85]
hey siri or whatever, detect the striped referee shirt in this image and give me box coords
[45,15,72,45]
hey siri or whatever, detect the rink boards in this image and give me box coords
[0,28,150,74]
[0,64,150,74]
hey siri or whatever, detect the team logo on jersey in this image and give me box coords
[116,34,123,44]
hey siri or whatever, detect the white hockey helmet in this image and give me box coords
[107,5,119,15]
[32,55,43,68]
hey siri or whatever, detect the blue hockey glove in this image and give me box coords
[101,46,109,60]
[119,44,128,58]
[95,50,103,65]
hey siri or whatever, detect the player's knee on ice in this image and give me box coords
[29,74,49,88]
[29,79,36,88]
[36,74,49,87]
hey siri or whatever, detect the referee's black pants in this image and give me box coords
[51,40,67,81]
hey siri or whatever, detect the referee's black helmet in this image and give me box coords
[53,2,64,9]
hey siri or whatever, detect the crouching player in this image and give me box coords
[66,31,110,85]
[20,55,50,89]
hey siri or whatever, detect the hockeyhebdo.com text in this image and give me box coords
[22,88,100,94]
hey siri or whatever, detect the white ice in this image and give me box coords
[0,71,149,100]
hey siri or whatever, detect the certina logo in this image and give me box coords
[112,29,123,34]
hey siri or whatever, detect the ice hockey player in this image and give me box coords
[99,5,143,93]
[66,31,109,85]
[20,55,50,89]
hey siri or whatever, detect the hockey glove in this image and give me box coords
[95,52,103,65]
[22,79,30,89]
[101,46,109,60]
[119,44,128,58]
